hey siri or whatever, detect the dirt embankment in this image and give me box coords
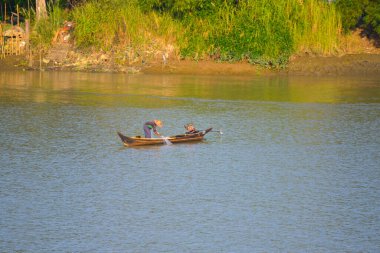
[1,53,380,76]
[139,54,380,76]
[2,28,379,76]
[287,54,380,76]
[0,54,380,76]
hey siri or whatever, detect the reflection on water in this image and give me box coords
[1,71,380,105]
[1,71,379,252]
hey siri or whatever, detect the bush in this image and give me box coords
[30,1,67,47]
[28,0,344,67]
[335,0,363,33]
[336,0,380,38]
[362,0,380,37]
[71,0,183,62]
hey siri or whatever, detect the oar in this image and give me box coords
[211,130,223,135]
[200,129,223,134]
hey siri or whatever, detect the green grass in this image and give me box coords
[29,0,67,47]
[29,0,342,67]
[286,0,341,55]
[177,0,340,67]
[71,0,182,64]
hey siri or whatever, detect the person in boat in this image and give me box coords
[143,120,163,138]
[184,123,199,134]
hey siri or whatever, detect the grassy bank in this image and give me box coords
[178,0,341,66]
[28,0,342,68]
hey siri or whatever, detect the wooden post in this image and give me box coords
[16,36,19,55]
[39,45,42,70]
[25,19,30,46]
[17,5,19,27]
[4,3,6,23]
[39,36,42,71]
[26,19,33,67]
[12,35,15,55]
[0,24,3,59]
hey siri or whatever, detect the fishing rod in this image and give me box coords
[200,129,223,134]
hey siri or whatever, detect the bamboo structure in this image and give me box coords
[1,28,26,56]
[1,5,26,57]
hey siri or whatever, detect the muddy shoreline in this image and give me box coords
[1,53,380,76]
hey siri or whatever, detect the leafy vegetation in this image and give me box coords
[71,0,182,65]
[29,1,68,47]
[3,0,376,68]
[160,0,340,65]
[336,0,380,38]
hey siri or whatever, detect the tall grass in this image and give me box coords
[285,0,341,55]
[30,0,342,67]
[179,0,341,66]
[31,0,67,46]
[71,1,120,50]
[72,0,182,56]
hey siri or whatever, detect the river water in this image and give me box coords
[1,71,379,252]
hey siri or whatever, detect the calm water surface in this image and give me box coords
[1,71,380,252]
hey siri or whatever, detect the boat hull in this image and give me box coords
[117,128,212,147]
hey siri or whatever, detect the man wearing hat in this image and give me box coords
[143,120,163,138]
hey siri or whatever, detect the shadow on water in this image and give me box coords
[116,139,213,150]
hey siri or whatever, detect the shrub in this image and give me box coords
[30,1,67,47]
[336,0,380,39]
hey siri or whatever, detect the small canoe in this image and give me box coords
[117,128,213,147]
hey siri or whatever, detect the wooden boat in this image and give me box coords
[117,128,213,147]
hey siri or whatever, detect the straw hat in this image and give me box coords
[154,120,163,127]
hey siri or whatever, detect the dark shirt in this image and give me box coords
[186,130,199,134]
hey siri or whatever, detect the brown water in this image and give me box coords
[1,71,379,252]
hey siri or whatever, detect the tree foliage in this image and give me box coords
[335,0,363,32]
[363,0,380,36]
[336,0,380,38]
[1,0,349,67]
[138,0,239,18]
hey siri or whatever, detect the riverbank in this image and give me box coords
[141,54,380,76]
[286,53,380,76]
[1,53,380,76]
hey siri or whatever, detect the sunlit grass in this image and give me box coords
[179,0,341,66]
[29,0,343,67]
[30,1,67,47]
[286,0,341,55]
